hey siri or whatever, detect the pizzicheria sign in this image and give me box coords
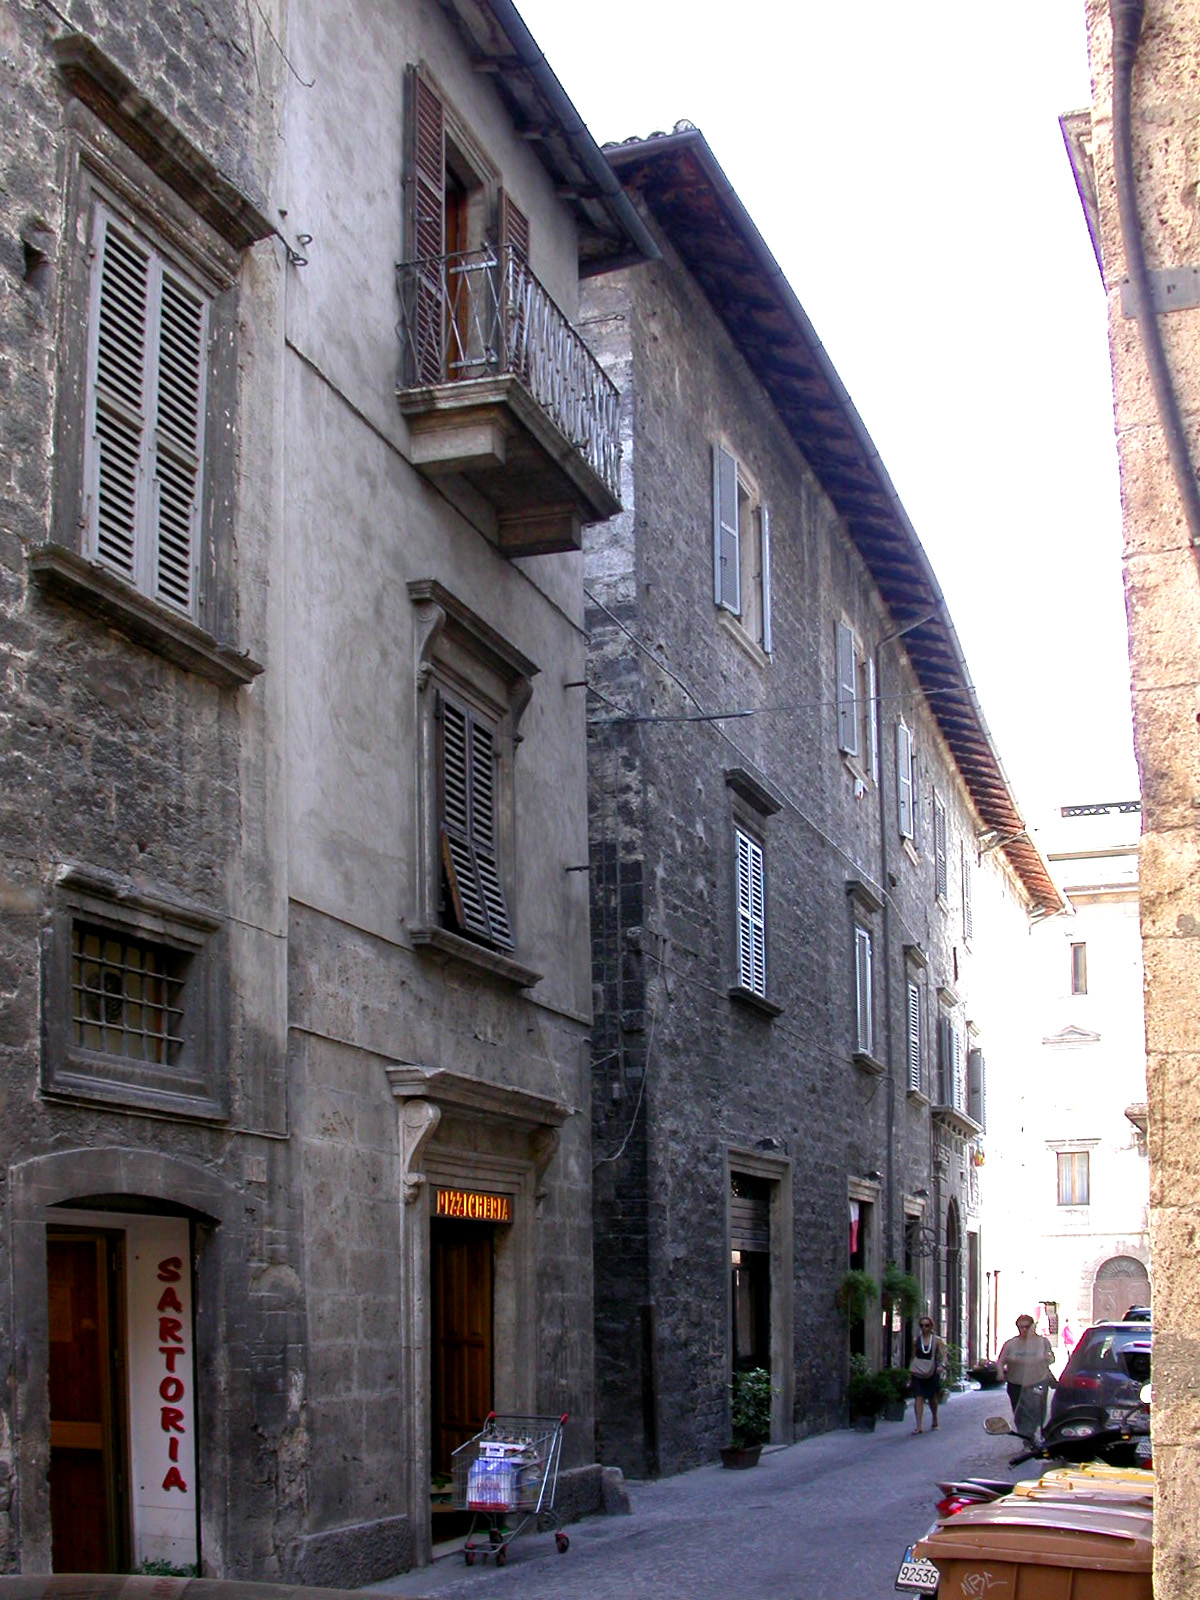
[433,1187,513,1223]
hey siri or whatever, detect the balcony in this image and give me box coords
[396,246,621,556]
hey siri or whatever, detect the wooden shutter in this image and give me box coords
[896,723,914,839]
[934,797,948,900]
[498,189,530,262]
[836,623,858,754]
[937,1013,952,1104]
[735,829,766,996]
[408,68,446,384]
[152,264,205,612]
[438,695,513,951]
[968,1047,986,1130]
[760,503,772,654]
[907,979,921,1093]
[961,844,974,940]
[855,924,873,1054]
[713,444,740,613]
[87,209,203,616]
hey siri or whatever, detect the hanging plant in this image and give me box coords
[835,1269,880,1321]
[880,1261,923,1320]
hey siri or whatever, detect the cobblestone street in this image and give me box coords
[371,1388,1027,1600]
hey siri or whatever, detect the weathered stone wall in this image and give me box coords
[1085,1,1200,1591]
[0,0,293,1577]
[582,222,1025,1476]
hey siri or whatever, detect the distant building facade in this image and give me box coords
[985,804,1149,1356]
[0,0,650,1578]
[581,128,1061,1477]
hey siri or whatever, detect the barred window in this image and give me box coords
[45,869,224,1120]
[72,923,189,1063]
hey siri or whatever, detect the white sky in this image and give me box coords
[516,0,1141,826]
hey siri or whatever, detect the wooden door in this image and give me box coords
[48,1232,127,1572]
[430,1221,493,1476]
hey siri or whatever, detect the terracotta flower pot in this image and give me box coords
[720,1444,762,1468]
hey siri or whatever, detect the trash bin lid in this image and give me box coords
[914,1497,1153,1574]
[1014,1470,1153,1505]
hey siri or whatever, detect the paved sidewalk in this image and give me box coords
[368,1387,1025,1600]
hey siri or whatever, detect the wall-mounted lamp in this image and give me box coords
[913,1187,929,1199]
[863,1169,883,1183]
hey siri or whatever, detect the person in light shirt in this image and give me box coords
[995,1313,1056,1427]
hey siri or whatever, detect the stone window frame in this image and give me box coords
[726,767,783,1016]
[28,37,268,689]
[42,865,227,1121]
[408,579,542,988]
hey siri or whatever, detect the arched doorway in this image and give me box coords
[944,1202,962,1353]
[1093,1255,1151,1323]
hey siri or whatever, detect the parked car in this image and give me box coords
[1049,1321,1152,1441]
[1123,1304,1152,1321]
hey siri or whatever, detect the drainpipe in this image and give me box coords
[1110,0,1200,558]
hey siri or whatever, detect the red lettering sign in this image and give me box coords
[158,1317,184,1345]
[160,1406,186,1434]
[160,1376,185,1403]
[162,1466,188,1492]
[157,1257,183,1283]
[157,1286,184,1314]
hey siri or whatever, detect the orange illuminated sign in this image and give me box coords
[434,1187,512,1224]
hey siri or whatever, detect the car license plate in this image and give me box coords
[895,1545,940,1593]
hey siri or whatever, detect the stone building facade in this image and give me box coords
[581,128,1062,1477]
[0,0,649,1578]
[1069,1,1200,1589]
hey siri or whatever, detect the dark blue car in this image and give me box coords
[1049,1320,1152,1439]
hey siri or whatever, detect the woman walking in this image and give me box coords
[909,1316,947,1434]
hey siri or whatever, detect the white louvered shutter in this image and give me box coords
[736,829,766,996]
[962,844,974,940]
[713,444,740,613]
[934,798,948,900]
[760,503,772,654]
[855,924,873,1054]
[865,654,878,782]
[896,723,914,839]
[836,623,858,754]
[86,208,205,617]
[952,1023,965,1112]
[907,979,921,1093]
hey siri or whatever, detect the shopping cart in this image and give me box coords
[451,1412,570,1566]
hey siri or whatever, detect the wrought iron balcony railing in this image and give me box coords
[396,246,621,503]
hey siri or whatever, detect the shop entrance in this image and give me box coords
[48,1229,129,1573]
[430,1219,494,1477]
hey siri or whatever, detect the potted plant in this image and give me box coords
[846,1353,890,1431]
[721,1366,774,1468]
[879,1363,911,1421]
[835,1269,880,1322]
[939,1341,966,1404]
